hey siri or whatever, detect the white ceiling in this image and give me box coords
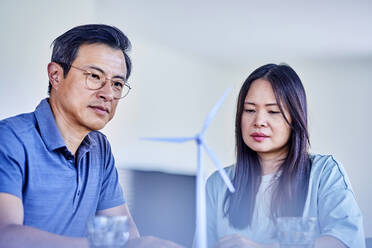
[102,0,372,65]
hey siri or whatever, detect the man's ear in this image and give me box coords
[47,62,64,90]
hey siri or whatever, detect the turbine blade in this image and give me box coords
[141,136,195,143]
[200,87,231,136]
[201,142,235,193]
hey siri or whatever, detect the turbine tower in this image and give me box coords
[142,88,235,248]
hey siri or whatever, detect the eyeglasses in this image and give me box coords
[70,65,131,99]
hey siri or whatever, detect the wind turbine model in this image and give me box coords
[142,88,235,248]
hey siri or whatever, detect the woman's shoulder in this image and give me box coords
[206,165,235,189]
[309,153,352,190]
[310,153,345,172]
[205,165,235,203]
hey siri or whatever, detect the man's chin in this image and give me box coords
[87,121,108,131]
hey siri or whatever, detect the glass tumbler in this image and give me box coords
[276,217,318,248]
[87,215,130,248]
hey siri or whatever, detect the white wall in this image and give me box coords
[0,0,96,117]
[0,1,371,237]
[300,59,372,237]
[102,36,244,175]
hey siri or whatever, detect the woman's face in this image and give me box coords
[241,78,292,159]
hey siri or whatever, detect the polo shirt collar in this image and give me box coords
[83,132,97,149]
[34,98,67,151]
[35,98,97,152]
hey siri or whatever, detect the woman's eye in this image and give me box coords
[244,109,255,113]
[269,110,280,114]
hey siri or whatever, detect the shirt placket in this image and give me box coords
[72,146,90,210]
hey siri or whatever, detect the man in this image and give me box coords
[0,24,182,248]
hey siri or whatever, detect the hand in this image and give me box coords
[125,236,185,248]
[214,234,279,248]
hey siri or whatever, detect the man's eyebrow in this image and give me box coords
[87,65,126,81]
[244,102,278,106]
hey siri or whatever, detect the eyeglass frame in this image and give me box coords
[66,64,131,99]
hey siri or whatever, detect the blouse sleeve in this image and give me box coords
[317,156,365,248]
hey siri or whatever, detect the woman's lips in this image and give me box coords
[251,132,269,142]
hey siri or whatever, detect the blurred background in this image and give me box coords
[0,0,371,246]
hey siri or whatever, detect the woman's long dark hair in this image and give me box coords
[223,63,311,229]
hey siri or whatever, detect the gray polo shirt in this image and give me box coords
[0,98,125,237]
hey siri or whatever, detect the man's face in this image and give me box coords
[52,43,126,132]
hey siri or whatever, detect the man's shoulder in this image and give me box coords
[0,112,36,157]
[0,112,36,136]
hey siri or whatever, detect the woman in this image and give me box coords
[206,64,365,247]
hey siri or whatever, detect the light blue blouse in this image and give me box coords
[206,154,365,248]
